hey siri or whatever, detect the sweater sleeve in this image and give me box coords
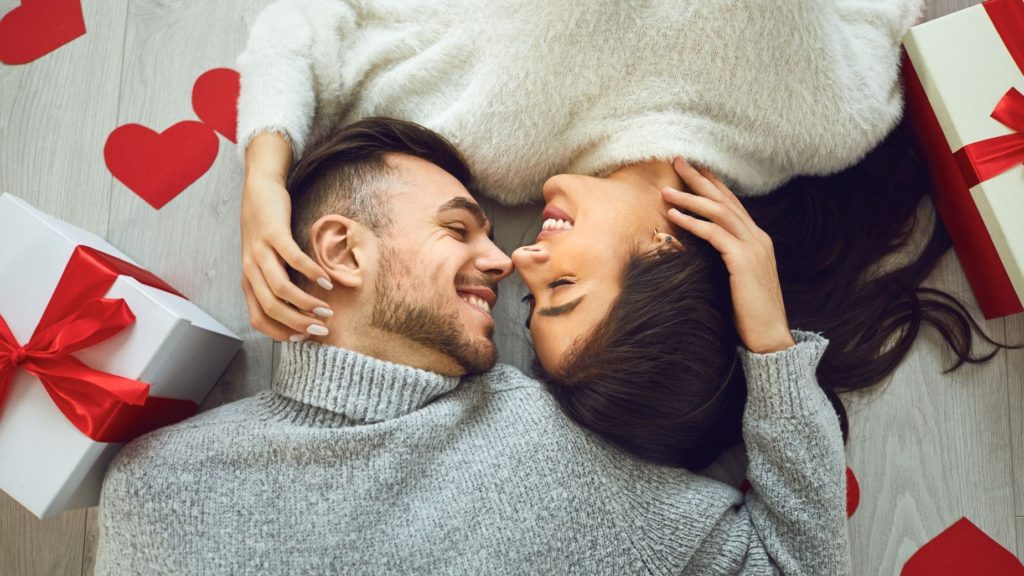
[686,330,850,575]
[235,0,356,162]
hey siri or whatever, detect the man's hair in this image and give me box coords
[286,117,474,285]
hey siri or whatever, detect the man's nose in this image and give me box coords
[478,242,514,280]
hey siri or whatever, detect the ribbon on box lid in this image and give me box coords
[0,245,199,443]
[953,0,1024,187]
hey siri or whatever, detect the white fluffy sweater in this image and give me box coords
[237,0,923,204]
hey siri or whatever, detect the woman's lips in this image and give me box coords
[541,204,574,224]
[537,203,574,241]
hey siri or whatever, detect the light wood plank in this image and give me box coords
[923,0,983,22]
[1009,296,1024,518]
[0,492,86,576]
[0,1,128,575]
[845,241,1018,574]
[1018,517,1024,563]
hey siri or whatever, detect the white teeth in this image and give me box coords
[541,218,573,231]
[460,294,491,314]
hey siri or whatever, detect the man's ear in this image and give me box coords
[309,214,373,289]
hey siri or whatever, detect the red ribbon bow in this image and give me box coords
[952,0,1024,187]
[955,87,1024,187]
[0,245,199,443]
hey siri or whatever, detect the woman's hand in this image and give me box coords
[662,157,795,354]
[241,132,334,341]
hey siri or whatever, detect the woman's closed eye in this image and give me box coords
[549,278,574,290]
[522,278,575,328]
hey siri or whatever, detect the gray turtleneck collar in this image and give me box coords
[270,340,462,423]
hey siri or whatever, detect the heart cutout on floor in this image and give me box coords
[192,68,240,143]
[902,517,1024,575]
[845,467,860,518]
[104,121,220,210]
[0,0,86,65]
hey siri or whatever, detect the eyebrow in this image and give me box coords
[537,296,584,317]
[437,197,492,237]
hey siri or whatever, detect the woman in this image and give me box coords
[238,0,1016,470]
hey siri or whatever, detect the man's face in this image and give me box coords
[368,154,513,375]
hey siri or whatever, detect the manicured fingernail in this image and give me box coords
[289,334,309,342]
[307,324,329,336]
[313,306,334,318]
[317,277,333,290]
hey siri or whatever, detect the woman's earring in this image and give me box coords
[654,230,684,254]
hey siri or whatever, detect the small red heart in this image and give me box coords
[845,467,860,518]
[192,68,240,143]
[104,121,220,210]
[0,0,86,65]
[902,517,1024,575]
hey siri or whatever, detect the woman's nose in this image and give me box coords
[511,244,550,268]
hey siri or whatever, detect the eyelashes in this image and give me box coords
[521,293,535,328]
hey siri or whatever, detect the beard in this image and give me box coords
[369,245,497,375]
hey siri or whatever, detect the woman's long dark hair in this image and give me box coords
[536,118,1022,470]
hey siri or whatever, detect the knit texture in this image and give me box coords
[95,330,848,575]
[236,0,924,203]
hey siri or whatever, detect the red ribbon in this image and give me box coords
[952,0,1024,187]
[0,245,199,443]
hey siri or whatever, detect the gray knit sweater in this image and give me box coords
[95,330,849,575]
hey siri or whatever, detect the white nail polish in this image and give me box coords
[289,334,309,342]
[307,324,329,336]
[317,277,333,290]
[313,307,334,318]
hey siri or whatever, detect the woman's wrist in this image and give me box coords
[244,131,293,184]
[746,329,797,354]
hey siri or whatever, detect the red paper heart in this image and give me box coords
[0,0,86,65]
[104,121,220,210]
[192,68,240,143]
[845,466,860,518]
[902,517,1024,576]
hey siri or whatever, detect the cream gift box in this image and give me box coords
[0,192,242,518]
[902,0,1024,319]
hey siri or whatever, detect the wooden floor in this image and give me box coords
[1,1,1020,574]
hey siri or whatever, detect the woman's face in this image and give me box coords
[511,161,684,373]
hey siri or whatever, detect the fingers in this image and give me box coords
[242,275,309,342]
[661,187,757,242]
[244,259,329,338]
[274,233,334,292]
[257,241,334,316]
[666,208,741,255]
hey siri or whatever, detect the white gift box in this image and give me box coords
[902,0,1024,318]
[0,192,242,518]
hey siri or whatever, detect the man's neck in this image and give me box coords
[316,319,465,377]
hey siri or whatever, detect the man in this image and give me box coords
[95,118,848,575]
